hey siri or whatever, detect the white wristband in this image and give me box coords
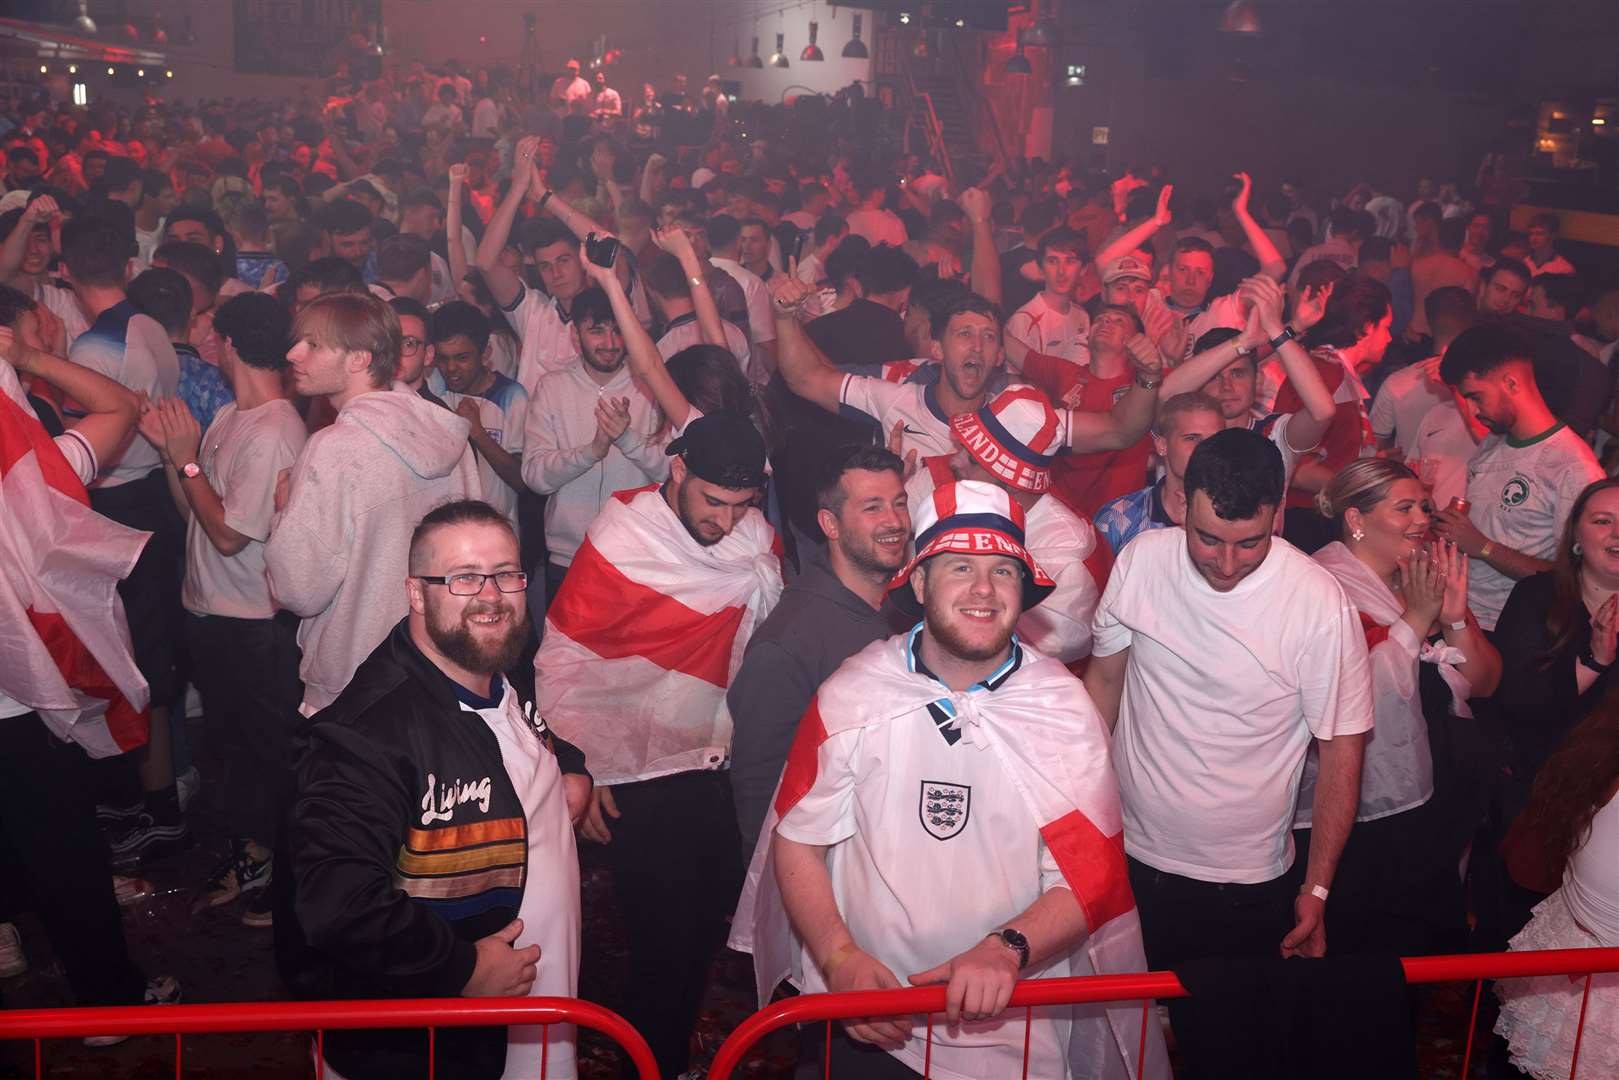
[1307,884,1329,902]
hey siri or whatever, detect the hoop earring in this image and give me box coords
[1573,542,1583,556]
[1351,528,1365,542]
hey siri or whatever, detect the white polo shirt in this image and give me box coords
[1092,528,1373,883]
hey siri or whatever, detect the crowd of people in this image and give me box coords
[2,50,1618,1080]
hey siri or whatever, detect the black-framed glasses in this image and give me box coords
[401,336,425,354]
[415,572,528,596]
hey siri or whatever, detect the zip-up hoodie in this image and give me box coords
[267,388,481,711]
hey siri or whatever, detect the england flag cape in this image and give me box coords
[535,485,783,785]
[0,359,150,757]
[730,634,1168,1080]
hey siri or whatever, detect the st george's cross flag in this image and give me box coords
[535,484,783,785]
[730,634,1169,1080]
[0,359,150,757]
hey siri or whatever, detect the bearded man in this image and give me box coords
[534,409,783,1078]
[278,499,592,1080]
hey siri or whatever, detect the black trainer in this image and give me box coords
[107,812,191,870]
[194,839,271,912]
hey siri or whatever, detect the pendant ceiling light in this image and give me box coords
[729,37,743,67]
[746,34,764,68]
[801,22,824,61]
[1005,48,1032,75]
[842,13,869,59]
[1220,0,1264,34]
[770,32,790,67]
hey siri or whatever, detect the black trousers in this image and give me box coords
[600,769,743,1077]
[0,715,146,1005]
[1127,855,1301,1077]
[185,611,303,845]
[794,1023,921,1079]
[89,470,188,708]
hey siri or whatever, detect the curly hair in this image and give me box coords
[1514,688,1619,882]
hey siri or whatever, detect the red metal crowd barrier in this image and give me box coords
[708,946,1619,1080]
[0,996,659,1079]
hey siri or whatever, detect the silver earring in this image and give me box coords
[1574,542,1583,555]
[1351,528,1365,542]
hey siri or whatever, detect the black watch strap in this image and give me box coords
[993,928,1030,970]
[1580,647,1614,674]
[1268,326,1297,351]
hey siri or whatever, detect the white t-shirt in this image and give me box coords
[1370,356,1452,458]
[502,283,581,398]
[1091,528,1374,883]
[437,373,528,530]
[182,400,308,620]
[838,373,958,459]
[845,207,908,247]
[1006,293,1090,366]
[469,680,581,1079]
[777,637,1068,1080]
[1463,423,1605,631]
[710,256,776,346]
[656,313,753,380]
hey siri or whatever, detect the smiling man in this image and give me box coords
[1005,228,1090,365]
[265,292,480,714]
[1083,427,1371,1076]
[534,410,781,1079]
[734,480,1166,1080]
[279,500,591,1080]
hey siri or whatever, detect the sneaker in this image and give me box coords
[83,975,182,1047]
[175,766,201,812]
[112,875,155,907]
[0,922,25,978]
[241,882,274,929]
[194,839,271,912]
[107,813,191,869]
[95,797,146,826]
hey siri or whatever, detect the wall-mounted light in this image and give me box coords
[1064,63,1086,87]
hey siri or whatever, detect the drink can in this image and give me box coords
[1448,497,1470,515]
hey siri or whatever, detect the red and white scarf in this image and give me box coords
[535,485,782,785]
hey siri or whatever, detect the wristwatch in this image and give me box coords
[1133,369,1162,391]
[1268,326,1297,351]
[990,927,1030,970]
[1579,647,1614,674]
[179,461,202,479]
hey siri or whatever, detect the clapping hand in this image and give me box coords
[1397,544,1447,632]
[1433,539,1470,628]
[1153,184,1174,227]
[1590,595,1618,668]
[1289,280,1335,334]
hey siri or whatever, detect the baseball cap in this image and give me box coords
[1102,255,1151,285]
[665,410,768,490]
[950,387,1067,494]
[889,480,1055,613]
[691,167,717,190]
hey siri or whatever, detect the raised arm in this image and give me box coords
[1231,173,1286,280]
[769,274,846,414]
[959,187,1001,308]
[580,241,692,428]
[654,226,728,350]
[474,135,539,309]
[1092,184,1172,271]
[2,322,138,471]
[0,196,57,286]
[1254,277,1337,450]
[638,153,667,207]
[529,158,610,242]
[446,163,471,290]
[1066,335,1160,452]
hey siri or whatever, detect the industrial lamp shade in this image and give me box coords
[1005,48,1032,75]
[842,14,869,58]
[801,22,824,60]
[1220,0,1264,34]
[746,36,764,67]
[770,32,790,67]
[729,37,743,66]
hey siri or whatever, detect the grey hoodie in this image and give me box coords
[266,388,481,711]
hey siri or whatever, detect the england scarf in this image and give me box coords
[535,485,783,785]
[730,635,1168,1080]
[0,360,150,757]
